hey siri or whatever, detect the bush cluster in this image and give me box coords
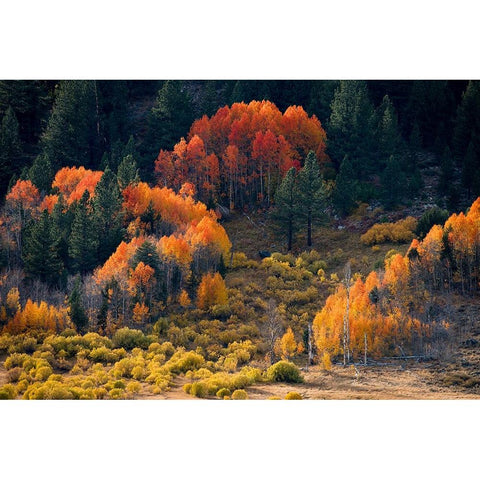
[265,361,304,383]
[360,217,417,245]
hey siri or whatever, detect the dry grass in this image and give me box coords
[222,212,410,279]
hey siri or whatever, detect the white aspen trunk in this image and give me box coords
[343,262,351,366]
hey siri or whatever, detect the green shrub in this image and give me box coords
[285,391,303,400]
[164,349,205,374]
[109,388,126,399]
[126,381,142,395]
[88,347,126,364]
[4,353,29,370]
[34,365,53,381]
[266,361,304,383]
[0,383,17,399]
[216,387,231,398]
[23,381,74,400]
[190,382,208,398]
[112,327,151,350]
[416,207,449,239]
[231,389,248,400]
[113,379,126,390]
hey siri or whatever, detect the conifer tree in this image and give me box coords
[0,106,22,196]
[333,156,358,215]
[462,141,480,199]
[51,194,73,271]
[28,153,54,194]
[68,191,99,274]
[381,155,406,207]
[40,80,101,169]
[144,81,194,158]
[453,81,480,163]
[297,151,327,247]
[22,210,63,285]
[69,279,89,333]
[271,167,299,251]
[328,80,377,175]
[92,166,124,264]
[377,95,403,164]
[438,146,455,197]
[117,154,139,190]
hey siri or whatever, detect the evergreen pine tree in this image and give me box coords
[328,80,377,176]
[51,194,74,272]
[130,240,161,271]
[381,155,406,208]
[117,154,139,190]
[92,166,124,263]
[333,156,359,215]
[438,146,455,196]
[409,121,423,152]
[0,106,22,196]
[271,168,299,251]
[453,81,480,163]
[69,279,89,333]
[144,81,194,158]
[22,210,63,285]
[462,141,480,199]
[40,80,102,169]
[28,153,54,194]
[68,191,99,274]
[297,151,327,247]
[377,95,403,165]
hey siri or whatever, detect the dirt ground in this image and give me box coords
[137,361,480,400]
[2,357,480,400]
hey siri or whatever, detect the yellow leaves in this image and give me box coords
[159,235,192,267]
[5,299,69,334]
[274,327,298,360]
[178,290,191,307]
[360,217,417,245]
[196,272,228,310]
[6,287,20,314]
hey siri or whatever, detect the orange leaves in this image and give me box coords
[132,302,149,323]
[185,215,232,258]
[94,237,144,286]
[159,235,192,267]
[5,299,69,334]
[383,254,410,293]
[196,272,228,310]
[6,180,40,211]
[52,166,103,205]
[129,262,155,291]
[39,194,59,213]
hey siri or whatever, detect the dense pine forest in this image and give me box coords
[1,79,480,400]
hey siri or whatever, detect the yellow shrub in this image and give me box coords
[285,391,303,400]
[361,217,417,245]
[231,389,248,400]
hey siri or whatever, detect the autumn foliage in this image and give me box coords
[196,272,228,310]
[154,100,327,208]
[312,195,480,361]
[5,299,70,334]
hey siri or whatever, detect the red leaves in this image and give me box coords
[154,100,328,209]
